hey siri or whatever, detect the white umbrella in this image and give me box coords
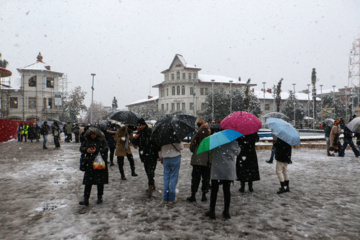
[346,117,360,133]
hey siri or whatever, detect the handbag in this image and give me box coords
[93,154,106,170]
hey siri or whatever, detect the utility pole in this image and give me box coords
[90,73,96,124]
[211,79,215,122]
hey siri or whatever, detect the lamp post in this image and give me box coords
[332,85,336,118]
[192,78,196,116]
[229,80,233,113]
[262,82,266,113]
[307,84,310,122]
[320,84,323,121]
[211,79,215,122]
[293,83,296,127]
[90,73,96,124]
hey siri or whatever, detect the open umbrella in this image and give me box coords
[346,117,360,133]
[324,118,334,127]
[220,111,261,135]
[150,112,196,147]
[108,110,141,126]
[197,129,243,154]
[266,118,300,146]
[262,112,289,121]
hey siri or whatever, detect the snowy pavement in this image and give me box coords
[0,138,359,240]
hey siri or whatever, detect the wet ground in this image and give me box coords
[0,136,359,240]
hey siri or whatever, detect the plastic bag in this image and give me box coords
[93,154,106,170]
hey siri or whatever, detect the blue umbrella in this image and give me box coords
[197,129,244,154]
[266,118,301,146]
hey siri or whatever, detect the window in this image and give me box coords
[161,104,164,110]
[46,77,54,88]
[171,74,174,80]
[265,104,270,111]
[182,73,186,79]
[171,103,175,110]
[190,103,194,110]
[166,103,169,110]
[193,73,197,79]
[177,71,180,80]
[165,74,168,81]
[29,76,37,87]
[188,73,192,80]
[205,88,209,95]
[177,103,180,110]
[172,86,175,95]
[200,88,204,95]
[201,103,207,110]
[29,97,36,109]
[182,103,185,110]
[43,98,46,109]
[181,86,185,95]
[177,86,180,95]
[48,98,53,109]
[190,87,194,95]
[166,88,169,96]
[10,97,18,108]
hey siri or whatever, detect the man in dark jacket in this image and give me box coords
[132,118,159,197]
[104,123,117,166]
[274,138,292,194]
[338,124,359,157]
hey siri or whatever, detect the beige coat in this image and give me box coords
[329,125,341,150]
[114,127,134,156]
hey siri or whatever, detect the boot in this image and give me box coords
[201,192,207,202]
[120,169,127,180]
[248,181,253,192]
[131,170,138,177]
[187,192,196,202]
[97,196,103,204]
[277,182,286,194]
[205,211,216,219]
[266,158,273,164]
[284,180,290,192]
[129,158,138,176]
[239,181,245,193]
[223,185,231,219]
[147,185,155,197]
[79,197,89,206]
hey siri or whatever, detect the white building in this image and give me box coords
[0,53,64,121]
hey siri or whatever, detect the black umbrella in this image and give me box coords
[151,112,196,147]
[108,110,141,126]
[98,120,110,131]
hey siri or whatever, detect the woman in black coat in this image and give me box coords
[79,127,109,206]
[236,132,260,192]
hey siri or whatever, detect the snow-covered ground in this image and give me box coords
[0,137,359,240]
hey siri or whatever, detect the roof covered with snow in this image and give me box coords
[126,96,159,106]
[253,90,321,101]
[198,74,255,85]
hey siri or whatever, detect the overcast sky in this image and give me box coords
[1,0,360,108]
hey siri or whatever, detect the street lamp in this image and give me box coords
[345,86,348,120]
[320,84,323,121]
[307,84,310,122]
[332,85,336,118]
[293,83,296,127]
[90,73,96,124]
[211,79,215,122]
[229,80,233,113]
[192,78,196,116]
[262,82,266,113]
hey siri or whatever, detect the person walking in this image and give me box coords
[22,123,29,142]
[114,126,138,180]
[186,119,211,203]
[324,123,333,156]
[205,140,240,220]
[329,120,341,153]
[158,141,184,204]
[35,123,41,142]
[236,132,260,193]
[17,123,23,142]
[79,127,109,206]
[65,123,73,142]
[132,118,160,197]
[28,123,37,143]
[274,138,292,194]
[105,123,117,166]
[52,122,61,148]
[41,121,50,149]
[73,123,80,143]
[338,119,359,157]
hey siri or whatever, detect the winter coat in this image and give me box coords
[158,142,184,159]
[28,125,37,140]
[274,138,292,163]
[329,125,341,150]
[343,126,353,139]
[41,124,50,135]
[114,127,134,156]
[131,125,159,161]
[105,128,116,148]
[209,140,240,181]
[80,127,109,185]
[52,124,61,137]
[65,124,72,134]
[236,132,260,182]
[22,125,29,135]
[324,125,331,138]
[190,124,211,166]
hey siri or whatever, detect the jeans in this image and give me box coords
[43,134,47,148]
[339,138,360,157]
[163,155,181,202]
[325,137,330,151]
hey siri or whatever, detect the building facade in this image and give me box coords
[0,53,64,121]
